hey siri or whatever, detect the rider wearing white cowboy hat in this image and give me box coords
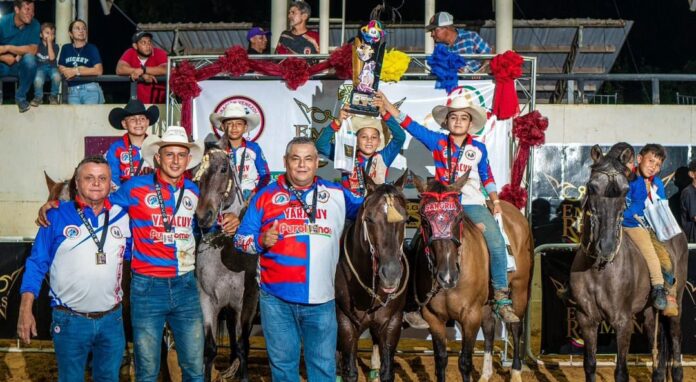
[105,99,160,188]
[315,107,406,196]
[373,90,520,325]
[141,125,204,170]
[209,103,270,200]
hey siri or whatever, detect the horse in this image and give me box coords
[194,147,259,382]
[335,171,409,382]
[409,173,489,382]
[569,144,688,382]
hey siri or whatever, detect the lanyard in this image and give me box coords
[286,178,319,223]
[154,173,186,232]
[446,138,460,184]
[354,156,374,196]
[74,202,109,253]
[229,146,248,183]
[126,135,145,178]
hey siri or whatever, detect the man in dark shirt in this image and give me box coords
[275,1,319,55]
[680,160,696,242]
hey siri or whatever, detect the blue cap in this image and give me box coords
[247,27,271,41]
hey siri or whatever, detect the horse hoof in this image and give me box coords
[218,358,240,380]
[510,369,522,382]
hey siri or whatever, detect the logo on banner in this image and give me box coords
[211,96,265,141]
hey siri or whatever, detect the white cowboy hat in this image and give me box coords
[209,103,261,132]
[141,126,204,170]
[431,94,488,131]
[349,115,391,152]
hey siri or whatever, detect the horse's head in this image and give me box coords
[414,172,470,289]
[358,171,409,293]
[584,144,633,263]
[44,171,73,201]
[193,148,245,229]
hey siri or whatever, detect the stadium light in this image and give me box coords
[99,0,113,15]
[690,0,696,11]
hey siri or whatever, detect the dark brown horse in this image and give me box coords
[479,200,534,382]
[194,147,258,382]
[335,172,409,382]
[570,144,688,382]
[410,174,489,382]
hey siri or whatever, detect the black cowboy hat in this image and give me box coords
[108,99,160,130]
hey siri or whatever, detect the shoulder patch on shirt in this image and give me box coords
[110,226,123,239]
[144,193,159,209]
[183,196,194,210]
[119,151,131,164]
[318,190,330,203]
[272,193,290,205]
[63,225,80,239]
[464,149,477,160]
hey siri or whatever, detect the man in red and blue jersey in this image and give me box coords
[105,99,159,189]
[374,90,520,324]
[19,156,131,381]
[234,137,362,381]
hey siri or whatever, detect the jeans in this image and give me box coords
[33,65,61,99]
[51,305,125,382]
[0,53,38,103]
[462,204,509,290]
[130,271,204,382]
[66,82,104,104]
[259,289,337,382]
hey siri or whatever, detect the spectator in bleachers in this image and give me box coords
[247,26,270,55]
[0,0,40,113]
[426,11,491,74]
[275,1,319,55]
[116,31,168,104]
[31,22,61,106]
[680,160,696,242]
[58,19,104,104]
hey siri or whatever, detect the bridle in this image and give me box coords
[581,167,625,267]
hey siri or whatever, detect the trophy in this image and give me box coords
[347,20,386,117]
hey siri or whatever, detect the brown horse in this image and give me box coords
[478,200,534,382]
[335,171,409,382]
[411,174,489,382]
[570,144,688,382]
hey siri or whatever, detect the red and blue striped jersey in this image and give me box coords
[110,170,199,278]
[384,112,497,205]
[105,134,153,188]
[234,175,362,304]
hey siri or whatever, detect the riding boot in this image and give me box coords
[403,311,429,329]
[493,289,520,323]
[651,285,668,311]
[663,283,679,317]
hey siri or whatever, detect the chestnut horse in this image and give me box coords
[335,172,409,382]
[570,144,688,382]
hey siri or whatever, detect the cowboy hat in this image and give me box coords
[141,126,204,170]
[431,94,487,131]
[209,103,261,132]
[108,99,160,130]
[349,115,391,152]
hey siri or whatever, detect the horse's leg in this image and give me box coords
[237,284,259,382]
[223,307,242,379]
[612,316,632,382]
[458,311,482,382]
[376,312,403,382]
[478,306,495,382]
[642,307,665,382]
[669,315,683,382]
[509,277,530,382]
[424,308,448,382]
[577,312,598,382]
[200,293,219,382]
[336,310,359,382]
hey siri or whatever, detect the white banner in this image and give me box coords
[192,80,511,190]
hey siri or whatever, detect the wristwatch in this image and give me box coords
[141,64,147,74]
[76,67,81,76]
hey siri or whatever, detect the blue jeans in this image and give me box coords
[33,65,61,99]
[462,204,509,290]
[130,271,204,382]
[51,305,125,382]
[259,290,337,382]
[66,82,104,104]
[0,53,38,103]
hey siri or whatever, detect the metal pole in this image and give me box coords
[495,0,514,53]
[424,0,435,54]
[270,0,287,52]
[77,0,88,25]
[55,0,72,46]
[652,78,660,104]
[340,0,346,46]
[319,0,329,53]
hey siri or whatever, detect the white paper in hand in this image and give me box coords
[333,119,357,173]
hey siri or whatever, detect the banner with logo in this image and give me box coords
[192,80,513,190]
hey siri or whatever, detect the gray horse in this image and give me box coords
[570,144,688,382]
[194,148,259,382]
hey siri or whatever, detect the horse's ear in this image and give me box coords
[590,145,604,163]
[365,169,378,194]
[44,171,56,193]
[619,147,634,166]
[393,170,409,191]
[448,170,471,193]
[412,173,427,193]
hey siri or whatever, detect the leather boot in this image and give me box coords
[651,285,668,311]
[493,289,520,323]
[663,284,679,317]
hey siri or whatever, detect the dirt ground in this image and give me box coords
[2,338,696,382]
